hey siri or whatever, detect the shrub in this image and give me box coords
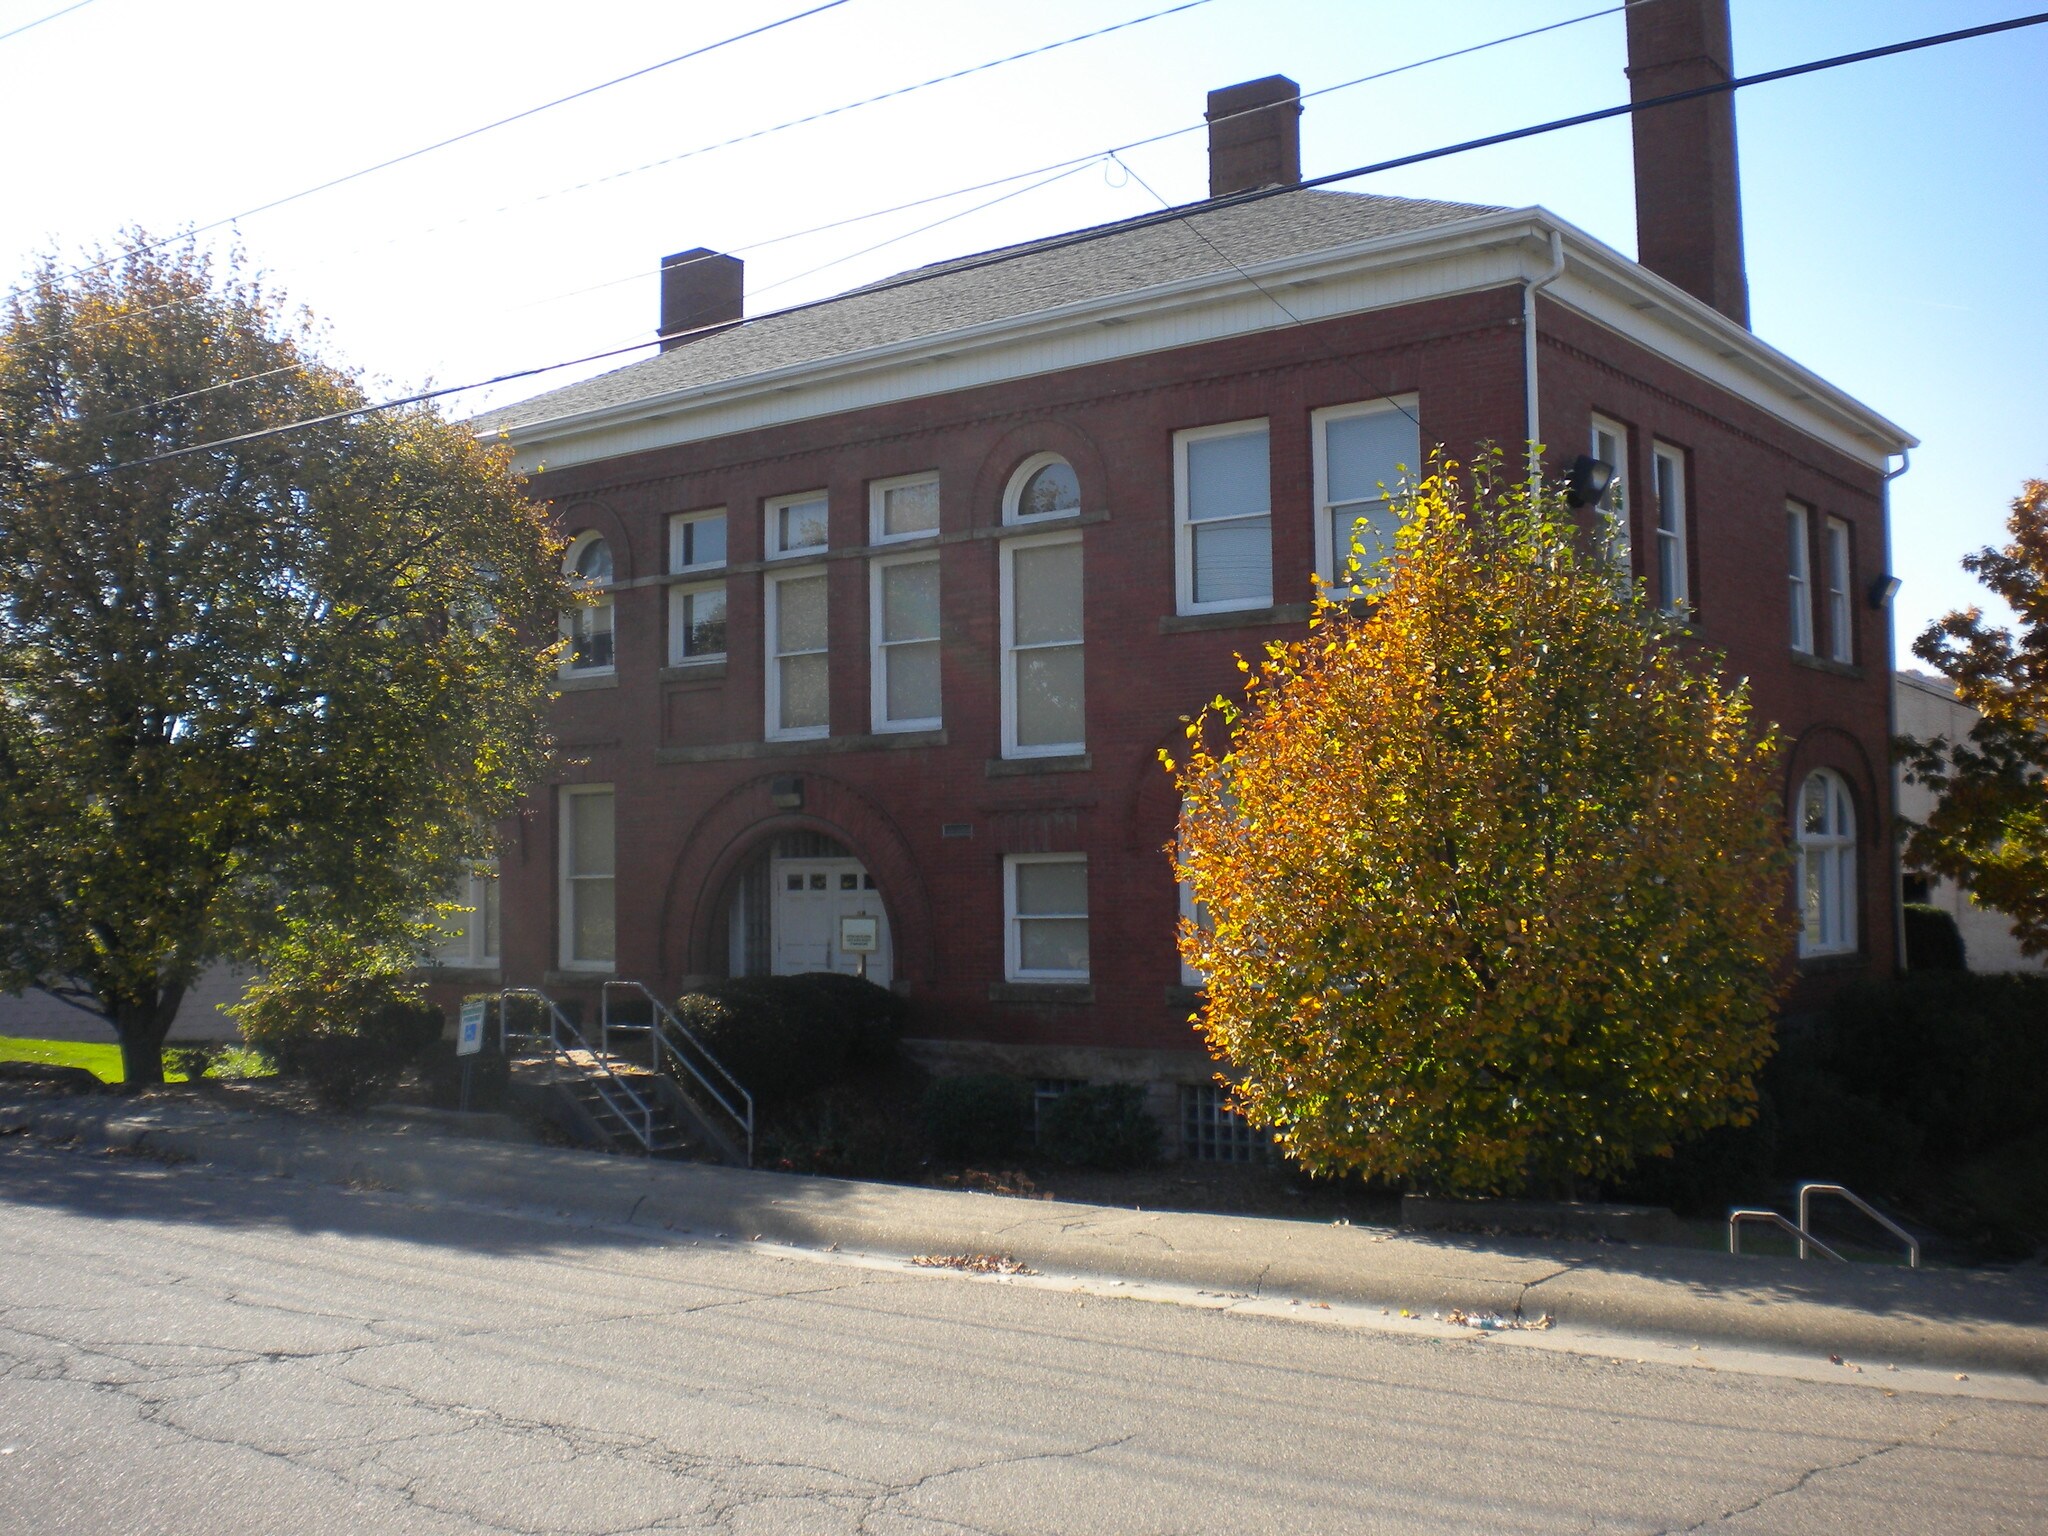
[670,973,905,1112]
[759,1081,928,1180]
[918,1074,1033,1163]
[233,927,442,1111]
[1037,1083,1161,1170]
[166,1043,222,1082]
[1903,903,1968,971]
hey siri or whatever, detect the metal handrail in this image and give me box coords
[499,987,660,1152]
[1729,1208,1844,1261]
[1799,1183,1921,1268]
[602,980,754,1167]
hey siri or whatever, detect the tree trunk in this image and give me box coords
[112,984,184,1089]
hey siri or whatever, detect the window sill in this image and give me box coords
[1158,602,1309,635]
[1791,651,1863,681]
[989,981,1094,1005]
[659,661,727,684]
[986,753,1091,777]
[555,671,619,693]
[656,729,946,765]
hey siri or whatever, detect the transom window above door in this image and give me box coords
[766,491,829,559]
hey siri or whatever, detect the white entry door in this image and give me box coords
[769,859,892,986]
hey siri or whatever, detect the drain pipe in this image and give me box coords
[1524,226,1567,486]
[1883,448,1912,974]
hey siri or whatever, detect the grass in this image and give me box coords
[0,1036,271,1086]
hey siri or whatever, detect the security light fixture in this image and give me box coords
[1563,455,1616,509]
[1869,574,1902,610]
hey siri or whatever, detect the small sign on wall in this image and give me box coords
[838,914,881,954]
[457,998,488,1058]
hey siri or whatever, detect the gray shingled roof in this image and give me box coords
[473,188,1497,435]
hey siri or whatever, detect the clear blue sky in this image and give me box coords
[3,0,2042,652]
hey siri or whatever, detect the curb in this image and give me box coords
[6,1094,2045,1378]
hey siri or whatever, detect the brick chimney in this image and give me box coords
[1206,76,1303,199]
[659,248,743,350]
[1627,0,1749,327]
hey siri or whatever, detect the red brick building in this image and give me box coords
[461,3,1913,1151]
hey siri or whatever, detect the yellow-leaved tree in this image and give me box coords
[1170,455,1794,1195]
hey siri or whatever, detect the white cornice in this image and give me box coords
[489,206,1914,475]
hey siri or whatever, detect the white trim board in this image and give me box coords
[486,209,1914,475]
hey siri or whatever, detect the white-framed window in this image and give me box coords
[1651,443,1689,615]
[870,551,941,732]
[1796,769,1856,958]
[1005,853,1088,981]
[1176,419,1272,613]
[667,583,727,665]
[561,531,615,673]
[1314,398,1421,591]
[668,508,727,574]
[1002,453,1081,525]
[433,862,500,969]
[1787,501,1814,654]
[1000,532,1084,758]
[1177,873,1206,989]
[1589,414,1631,573]
[870,471,940,544]
[559,786,615,970]
[764,566,829,740]
[765,490,829,560]
[1824,517,1853,664]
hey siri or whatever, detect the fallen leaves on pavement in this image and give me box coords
[910,1253,1037,1276]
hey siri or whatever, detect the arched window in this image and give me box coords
[1796,769,1856,957]
[1003,453,1080,524]
[563,532,615,673]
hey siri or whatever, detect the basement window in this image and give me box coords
[1181,1083,1260,1164]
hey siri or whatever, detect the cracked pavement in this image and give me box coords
[1,1138,2043,1534]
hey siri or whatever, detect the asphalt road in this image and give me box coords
[1,1139,2042,1536]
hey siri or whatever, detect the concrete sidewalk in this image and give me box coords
[4,1087,2044,1377]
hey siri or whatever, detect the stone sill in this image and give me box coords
[553,671,618,693]
[988,981,1094,1006]
[1791,651,1864,681]
[659,661,728,684]
[1158,602,1310,635]
[657,729,947,765]
[985,753,1090,777]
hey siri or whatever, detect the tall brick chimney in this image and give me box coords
[1627,0,1748,326]
[659,248,743,350]
[1206,76,1303,199]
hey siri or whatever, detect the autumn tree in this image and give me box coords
[0,235,567,1085]
[1901,479,2048,953]
[1171,456,1793,1196]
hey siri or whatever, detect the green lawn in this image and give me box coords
[0,1035,268,1085]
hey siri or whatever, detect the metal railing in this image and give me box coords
[1729,1208,1844,1261]
[499,987,663,1153]
[1799,1182,1921,1268]
[601,980,755,1167]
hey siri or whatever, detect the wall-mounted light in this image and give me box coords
[770,775,804,810]
[1563,455,1615,509]
[1869,574,1902,610]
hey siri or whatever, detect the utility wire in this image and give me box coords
[0,0,94,45]
[76,1,1629,417]
[68,0,854,277]
[53,8,2048,484]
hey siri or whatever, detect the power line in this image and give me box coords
[69,0,855,277]
[51,8,2048,484]
[0,0,94,46]
[75,1,1629,418]
[383,0,1217,260]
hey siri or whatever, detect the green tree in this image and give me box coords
[0,235,567,1085]
[1902,479,2048,955]
[1170,456,1793,1195]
